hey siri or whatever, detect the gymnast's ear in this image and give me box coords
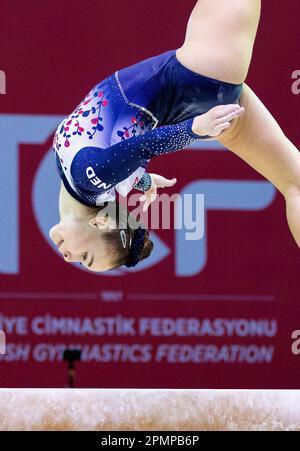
[88,211,109,230]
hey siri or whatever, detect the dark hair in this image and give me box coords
[99,201,154,269]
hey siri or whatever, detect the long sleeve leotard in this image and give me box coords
[53,73,201,207]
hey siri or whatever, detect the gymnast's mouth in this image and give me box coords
[57,240,64,249]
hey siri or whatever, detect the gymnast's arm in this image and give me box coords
[70,117,204,194]
[128,103,246,192]
[70,104,245,194]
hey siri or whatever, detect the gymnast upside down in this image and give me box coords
[49,0,300,272]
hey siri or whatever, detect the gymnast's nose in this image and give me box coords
[63,251,74,262]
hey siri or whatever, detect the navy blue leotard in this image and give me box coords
[53,49,243,207]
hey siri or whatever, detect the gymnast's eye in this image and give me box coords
[81,252,88,262]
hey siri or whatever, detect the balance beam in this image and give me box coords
[0,389,299,431]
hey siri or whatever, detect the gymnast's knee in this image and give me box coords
[226,0,261,25]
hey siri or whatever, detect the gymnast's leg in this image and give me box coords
[176,1,300,248]
[217,84,300,248]
[176,0,261,84]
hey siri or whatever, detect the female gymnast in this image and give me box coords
[50,0,300,272]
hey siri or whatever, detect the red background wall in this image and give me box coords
[0,0,300,388]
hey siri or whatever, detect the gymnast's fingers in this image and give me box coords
[214,122,231,136]
[143,194,156,212]
[158,177,177,188]
[215,107,245,124]
[140,191,157,212]
[139,194,150,212]
[212,104,241,118]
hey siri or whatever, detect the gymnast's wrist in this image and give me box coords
[185,117,211,139]
[133,173,153,192]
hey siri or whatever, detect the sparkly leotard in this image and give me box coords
[53,49,243,207]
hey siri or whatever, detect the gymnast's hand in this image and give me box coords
[139,173,177,212]
[192,104,245,137]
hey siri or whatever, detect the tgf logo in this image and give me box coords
[0,115,276,276]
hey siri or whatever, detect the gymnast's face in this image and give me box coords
[49,215,114,272]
